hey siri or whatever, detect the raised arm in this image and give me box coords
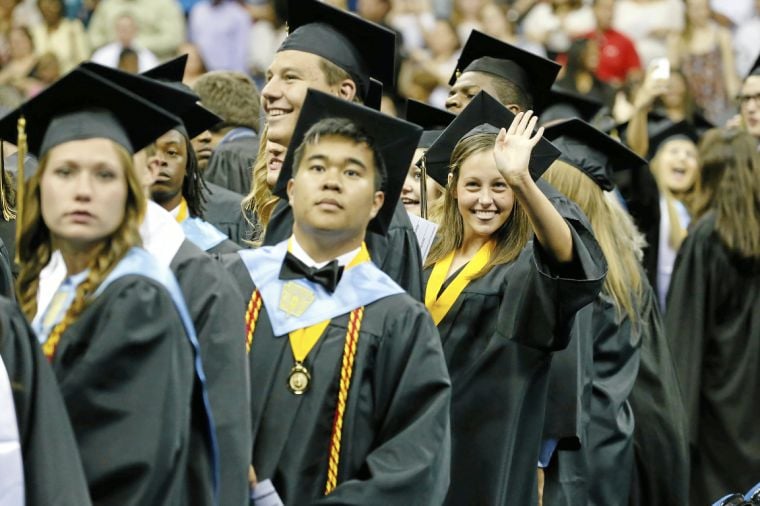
[493,111,573,263]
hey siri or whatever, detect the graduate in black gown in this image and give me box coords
[224,89,451,504]
[254,0,425,299]
[421,92,606,505]
[0,295,91,506]
[665,129,760,504]
[542,119,689,506]
[30,65,252,506]
[0,69,218,506]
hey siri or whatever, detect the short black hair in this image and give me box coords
[291,117,386,191]
[486,73,533,111]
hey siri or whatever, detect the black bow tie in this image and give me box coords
[279,252,345,293]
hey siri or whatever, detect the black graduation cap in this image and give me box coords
[142,54,188,82]
[747,52,760,79]
[0,67,181,158]
[424,91,560,187]
[273,88,422,235]
[280,0,396,100]
[540,86,604,124]
[366,78,383,111]
[647,120,700,160]
[80,61,222,139]
[449,30,561,109]
[405,100,455,149]
[543,118,648,191]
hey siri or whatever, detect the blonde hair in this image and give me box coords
[15,141,145,322]
[242,125,279,245]
[425,132,532,278]
[544,160,646,326]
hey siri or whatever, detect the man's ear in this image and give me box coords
[369,191,384,220]
[337,79,358,102]
[506,104,521,115]
[286,178,295,204]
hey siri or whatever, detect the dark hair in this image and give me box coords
[180,130,207,218]
[291,118,386,191]
[489,75,533,111]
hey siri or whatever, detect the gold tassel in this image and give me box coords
[14,116,26,264]
[419,154,428,220]
[0,141,15,222]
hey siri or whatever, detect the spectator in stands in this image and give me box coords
[87,0,184,60]
[188,0,251,73]
[522,0,595,58]
[31,0,89,73]
[668,0,739,126]
[0,26,38,90]
[90,13,158,72]
[583,0,642,87]
[556,38,614,107]
[612,0,684,66]
[734,0,760,78]
[177,42,207,87]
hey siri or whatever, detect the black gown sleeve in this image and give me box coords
[0,297,92,506]
[171,241,252,506]
[0,237,12,299]
[314,300,452,505]
[204,138,257,196]
[53,277,200,506]
[202,181,251,246]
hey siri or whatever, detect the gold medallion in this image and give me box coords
[279,281,316,317]
[288,362,311,395]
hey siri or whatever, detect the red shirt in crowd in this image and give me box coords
[582,29,641,85]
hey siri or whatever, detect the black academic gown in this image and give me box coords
[629,281,689,506]
[48,274,212,506]
[1,237,12,298]
[424,224,606,506]
[665,212,760,503]
[170,239,251,506]
[204,134,258,196]
[225,256,452,505]
[0,296,92,506]
[202,181,250,246]
[0,218,15,275]
[263,200,425,301]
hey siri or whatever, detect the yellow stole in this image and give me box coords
[287,243,370,364]
[175,198,189,223]
[425,241,494,325]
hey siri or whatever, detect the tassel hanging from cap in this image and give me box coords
[14,116,26,264]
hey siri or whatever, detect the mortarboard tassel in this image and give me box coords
[14,116,25,264]
[419,154,429,220]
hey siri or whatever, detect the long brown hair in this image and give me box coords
[710,129,760,259]
[15,140,145,321]
[544,160,646,326]
[692,127,732,221]
[425,132,532,278]
[241,124,279,244]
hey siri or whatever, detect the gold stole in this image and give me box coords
[174,198,189,223]
[425,241,494,325]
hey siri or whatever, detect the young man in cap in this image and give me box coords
[256,0,425,299]
[227,89,451,504]
[738,53,760,143]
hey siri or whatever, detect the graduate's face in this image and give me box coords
[40,138,127,248]
[454,149,513,239]
[191,129,214,171]
[446,72,501,114]
[263,51,354,146]
[655,139,699,194]
[265,138,287,189]
[402,148,443,216]
[287,135,384,239]
[149,129,187,208]
[740,76,760,139]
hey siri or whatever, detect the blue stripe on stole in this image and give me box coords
[180,217,228,252]
[97,247,220,502]
[239,240,405,336]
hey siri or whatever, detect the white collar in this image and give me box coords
[289,235,361,269]
[141,201,185,265]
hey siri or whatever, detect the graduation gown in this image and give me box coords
[629,282,689,506]
[664,213,760,503]
[0,218,15,275]
[203,181,251,246]
[0,296,92,506]
[180,213,242,254]
[204,133,258,196]
[425,224,606,506]
[225,245,452,505]
[1,237,12,298]
[263,199,425,300]
[170,239,251,506]
[46,264,213,506]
